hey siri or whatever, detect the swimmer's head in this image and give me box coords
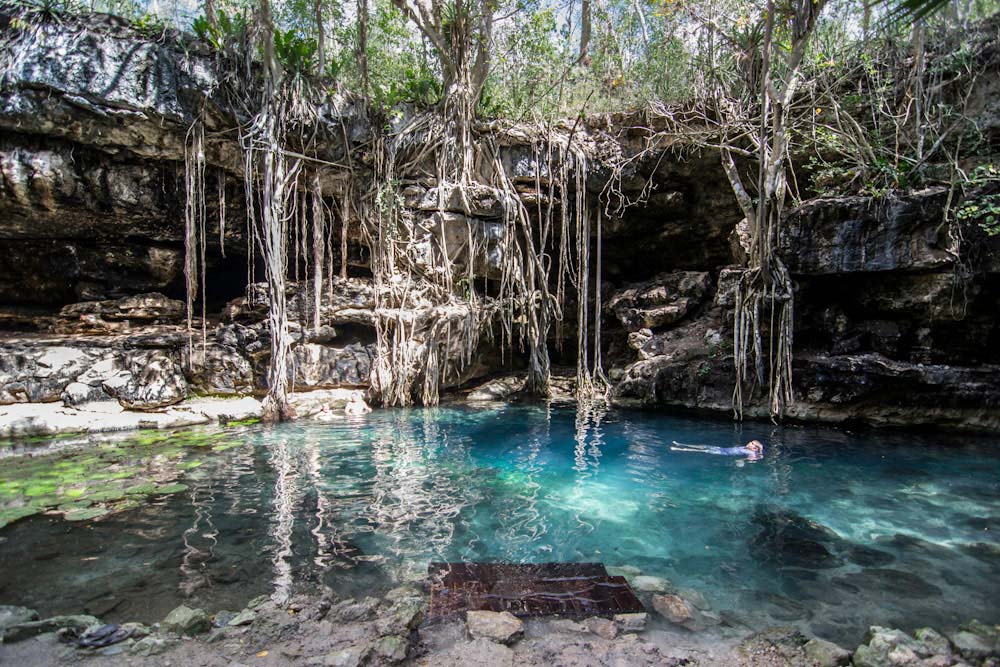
[746,440,764,453]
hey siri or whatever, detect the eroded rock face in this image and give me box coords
[607,272,711,332]
[780,189,955,275]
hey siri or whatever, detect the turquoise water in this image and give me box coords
[1,404,998,645]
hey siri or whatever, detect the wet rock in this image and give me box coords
[584,617,619,640]
[606,565,643,577]
[835,569,942,599]
[372,635,408,663]
[2,614,100,642]
[614,612,648,633]
[914,628,951,656]
[652,594,693,625]
[846,545,896,567]
[677,587,710,611]
[0,605,38,634]
[853,627,933,667]
[749,509,843,569]
[949,630,996,661]
[465,610,524,644]
[549,618,588,633]
[161,605,211,636]
[632,575,675,593]
[804,637,851,666]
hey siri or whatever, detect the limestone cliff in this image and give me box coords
[1,11,998,433]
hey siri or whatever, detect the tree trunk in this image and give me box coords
[580,0,592,65]
[357,0,370,94]
[205,0,218,29]
[315,0,326,75]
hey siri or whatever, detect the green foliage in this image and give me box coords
[274,27,317,74]
[956,165,1000,236]
[193,10,248,50]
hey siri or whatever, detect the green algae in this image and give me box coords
[0,423,260,529]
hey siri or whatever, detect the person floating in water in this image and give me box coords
[671,439,764,459]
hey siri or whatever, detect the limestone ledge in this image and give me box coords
[0,388,364,440]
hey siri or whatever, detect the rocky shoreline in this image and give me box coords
[1,570,997,667]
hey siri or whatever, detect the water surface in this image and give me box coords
[1,404,998,646]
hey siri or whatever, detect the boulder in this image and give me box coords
[0,605,39,635]
[804,637,851,667]
[652,594,693,625]
[373,635,409,663]
[607,272,712,332]
[614,613,648,633]
[583,617,619,640]
[109,351,187,410]
[161,605,211,636]
[466,610,524,644]
[853,627,933,667]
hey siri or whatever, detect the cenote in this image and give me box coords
[1,404,997,648]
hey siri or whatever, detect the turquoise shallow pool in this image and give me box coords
[1,404,998,645]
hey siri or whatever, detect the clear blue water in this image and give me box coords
[1,404,998,646]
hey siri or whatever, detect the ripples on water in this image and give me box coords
[1,404,998,645]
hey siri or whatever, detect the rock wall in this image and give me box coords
[1,12,998,432]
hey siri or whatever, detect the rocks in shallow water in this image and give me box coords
[834,568,942,599]
[949,630,997,661]
[466,610,524,644]
[0,605,39,634]
[607,564,643,578]
[1,614,101,642]
[161,605,211,636]
[804,637,851,666]
[853,626,934,667]
[749,508,844,569]
[652,594,693,625]
[632,575,675,593]
[614,612,648,633]
[584,617,619,640]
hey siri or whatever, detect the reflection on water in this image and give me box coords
[0,404,998,646]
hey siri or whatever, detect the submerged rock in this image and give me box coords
[614,612,648,633]
[584,617,619,640]
[652,594,694,625]
[465,610,524,644]
[632,575,675,593]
